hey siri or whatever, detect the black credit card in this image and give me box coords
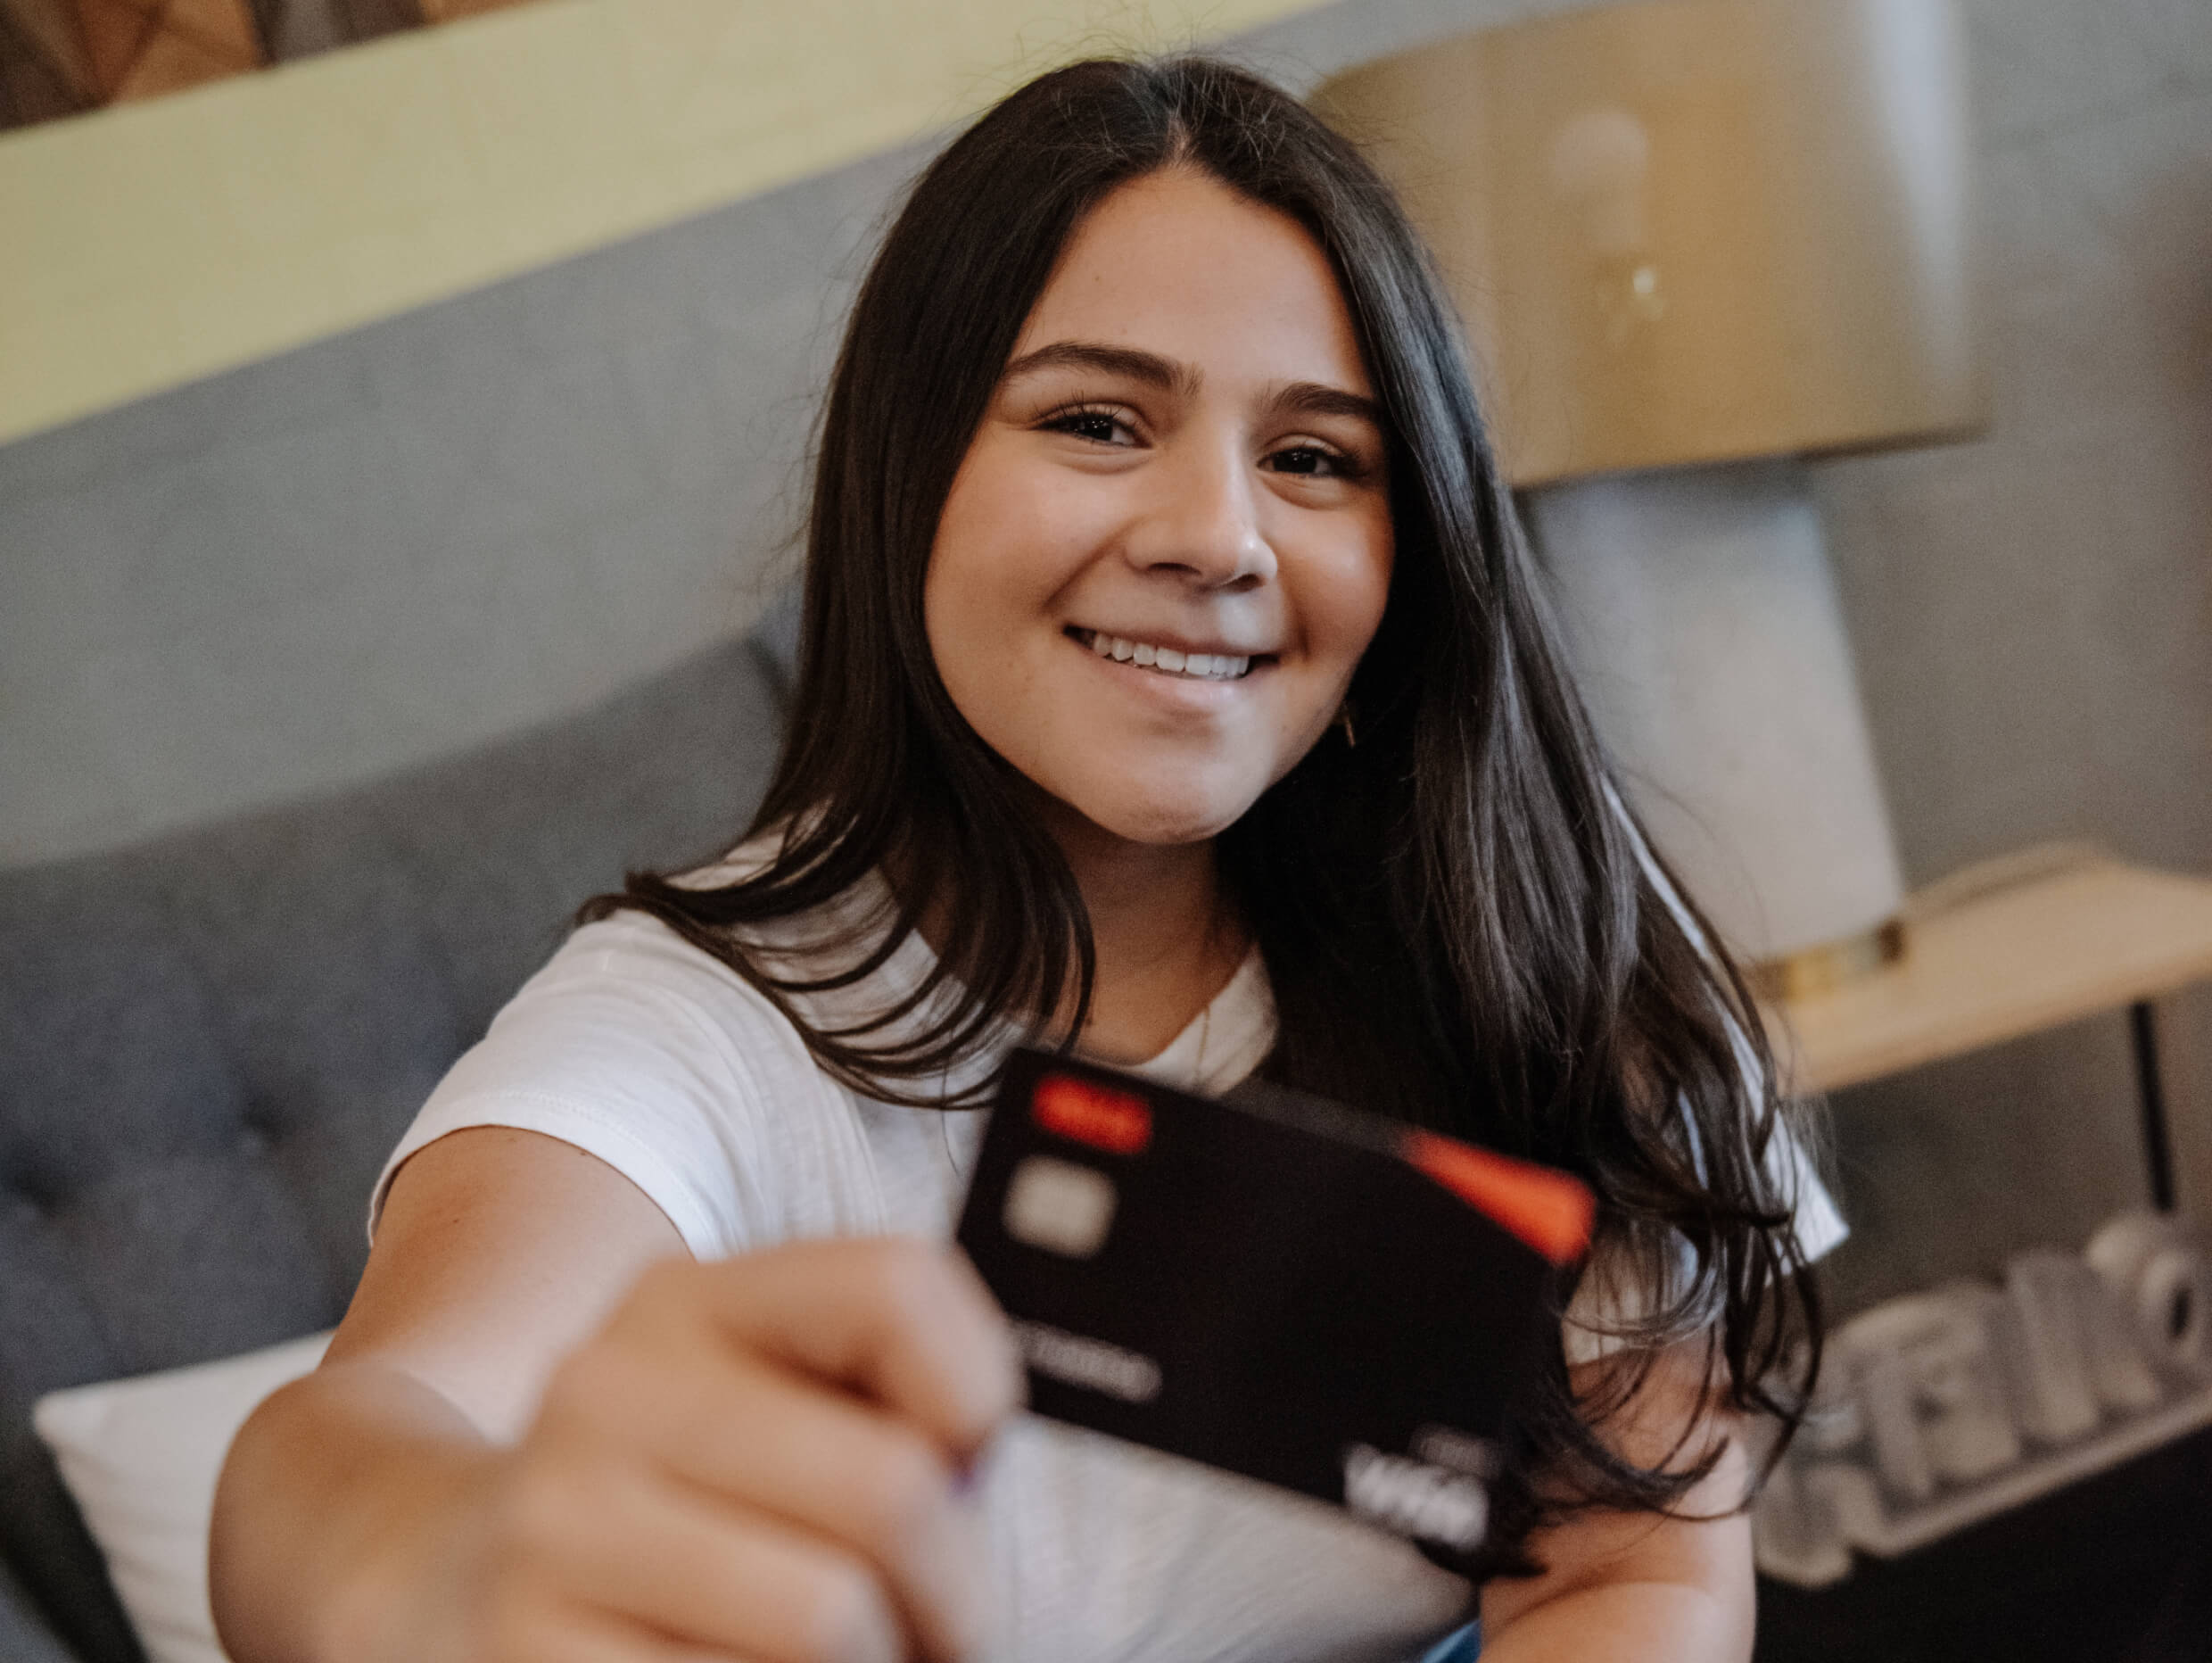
[955,1048,1594,1561]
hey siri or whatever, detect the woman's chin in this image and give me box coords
[1069,793,1251,849]
[1011,745,1284,850]
[1024,773,1251,851]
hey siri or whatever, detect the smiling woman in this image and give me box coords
[927,171,1394,856]
[210,54,1835,1663]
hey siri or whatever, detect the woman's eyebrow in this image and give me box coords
[999,341,1199,395]
[999,342,1382,428]
[1270,381,1383,427]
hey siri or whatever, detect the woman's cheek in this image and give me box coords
[1296,524,1394,678]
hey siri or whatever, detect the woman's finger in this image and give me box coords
[483,1592,780,1663]
[629,1336,989,1659]
[635,1240,1022,1460]
[508,1459,908,1663]
[537,1303,989,1659]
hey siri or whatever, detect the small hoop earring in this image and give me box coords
[1335,701,1358,749]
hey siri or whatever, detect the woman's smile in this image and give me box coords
[1066,626,1264,682]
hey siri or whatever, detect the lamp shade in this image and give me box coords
[1529,459,1908,964]
[1312,0,1987,485]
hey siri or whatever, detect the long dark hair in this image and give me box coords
[584,54,1820,1575]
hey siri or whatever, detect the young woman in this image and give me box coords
[212,56,1841,1663]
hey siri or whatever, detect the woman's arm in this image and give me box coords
[1475,1344,1756,1662]
[210,1126,1019,1663]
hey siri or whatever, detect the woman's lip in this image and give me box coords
[1065,625,1275,658]
[1063,629,1267,695]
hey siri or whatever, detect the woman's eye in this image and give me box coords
[1042,409,1133,445]
[1265,444,1354,478]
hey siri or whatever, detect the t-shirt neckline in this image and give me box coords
[707,833,1278,1101]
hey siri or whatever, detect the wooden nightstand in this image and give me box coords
[1762,853,2212,1210]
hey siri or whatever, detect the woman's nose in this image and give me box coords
[1121,439,1277,592]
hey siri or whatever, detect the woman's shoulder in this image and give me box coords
[377,860,899,1258]
[656,824,906,966]
[504,823,943,1112]
[665,826,784,892]
[521,878,891,1057]
[442,907,820,1132]
[511,904,772,1039]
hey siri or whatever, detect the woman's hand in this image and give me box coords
[213,1131,1021,1663]
[463,1242,1020,1663]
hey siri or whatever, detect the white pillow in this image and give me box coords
[32,1331,332,1663]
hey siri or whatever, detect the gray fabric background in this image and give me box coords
[0,637,788,1660]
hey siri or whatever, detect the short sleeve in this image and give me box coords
[367,913,842,1260]
[1561,1115,1845,1367]
[1561,782,1849,1364]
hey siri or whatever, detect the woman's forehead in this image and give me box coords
[1008,170,1373,400]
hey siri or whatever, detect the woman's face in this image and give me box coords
[924,169,1394,848]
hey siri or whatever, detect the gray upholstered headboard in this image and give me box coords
[0,623,796,1662]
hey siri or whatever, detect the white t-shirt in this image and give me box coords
[372,861,1843,1663]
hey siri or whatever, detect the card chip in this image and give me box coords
[1003,1155,1118,1258]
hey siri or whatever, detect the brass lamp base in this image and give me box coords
[1749,917,1908,1003]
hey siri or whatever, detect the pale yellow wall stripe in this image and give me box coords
[0,0,1322,447]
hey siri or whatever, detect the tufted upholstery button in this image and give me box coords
[1,1165,59,1218]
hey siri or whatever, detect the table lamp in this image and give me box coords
[1314,0,1986,994]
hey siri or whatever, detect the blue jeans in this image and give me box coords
[1418,1623,1481,1662]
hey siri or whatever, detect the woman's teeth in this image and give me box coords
[1081,630,1251,681]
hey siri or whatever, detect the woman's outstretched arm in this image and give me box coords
[1476,1344,1757,1663]
[210,1126,1019,1663]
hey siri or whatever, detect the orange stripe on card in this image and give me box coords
[1033,1074,1152,1156]
[1399,1131,1594,1265]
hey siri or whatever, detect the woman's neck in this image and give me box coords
[1039,801,1246,1065]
